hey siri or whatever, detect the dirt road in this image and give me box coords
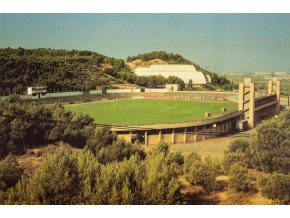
[170,130,255,158]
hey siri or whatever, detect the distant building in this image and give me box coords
[135,64,207,86]
[165,84,180,91]
[274,72,287,75]
[255,72,271,76]
[27,86,47,98]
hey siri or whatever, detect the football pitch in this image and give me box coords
[65,99,238,125]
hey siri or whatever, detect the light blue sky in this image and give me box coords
[0,13,290,73]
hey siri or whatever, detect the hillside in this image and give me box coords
[0,48,231,95]
[126,51,232,89]
[127,51,212,76]
[0,47,129,95]
[127,58,167,71]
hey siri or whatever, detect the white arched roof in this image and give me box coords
[135,64,207,84]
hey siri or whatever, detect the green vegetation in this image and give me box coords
[0,95,289,205]
[115,72,185,89]
[0,47,128,95]
[0,95,97,158]
[184,154,221,193]
[66,99,238,125]
[0,48,233,95]
[250,112,290,173]
[127,51,193,64]
[222,139,250,174]
[96,138,146,164]
[0,154,23,192]
[219,113,290,203]
[258,173,290,204]
[228,163,250,192]
[2,142,182,205]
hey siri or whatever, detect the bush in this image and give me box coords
[227,139,249,153]
[86,126,117,155]
[249,112,290,173]
[223,139,250,174]
[184,154,220,194]
[6,145,81,204]
[96,139,146,164]
[258,173,290,204]
[228,163,249,192]
[223,151,247,174]
[0,154,23,192]
[0,96,97,158]
[155,141,170,155]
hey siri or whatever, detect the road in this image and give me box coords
[170,130,254,158]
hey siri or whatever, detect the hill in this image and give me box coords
[0,48,232,94]
[0,47,129,95]
[126,51,232,89]
[127,58,167,71]
[127,51,211,75]
[127,51,192,65]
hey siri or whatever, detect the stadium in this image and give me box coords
[12,76,280,146]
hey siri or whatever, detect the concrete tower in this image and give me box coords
[239,78,255,128]
[268,77,281,113]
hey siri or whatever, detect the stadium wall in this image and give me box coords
[21,90,237,104]
[113,111,242,146]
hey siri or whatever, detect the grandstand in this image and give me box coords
[135,64,207,86]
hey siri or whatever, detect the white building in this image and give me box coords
[166,84,180,91]
[27,86,47,98]
[255,72,271,76]
[274,72,287,75]
[135,64,207,85]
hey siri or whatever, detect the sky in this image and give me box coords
[0,13,290,73]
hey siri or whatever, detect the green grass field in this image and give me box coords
[66,99,237,125]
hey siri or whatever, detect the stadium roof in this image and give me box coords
[135,64,207,84]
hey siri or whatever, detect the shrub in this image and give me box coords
[96,138,146,164]
[184,154,220,194]
[228,163,249,192]
[0,154,23,192]
[227,139,249,153]
[249,113,290,173]
[258,173,290,204]
[223,151,247,174]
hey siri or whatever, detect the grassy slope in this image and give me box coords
[66,99,237,125]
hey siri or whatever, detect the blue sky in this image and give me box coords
[0,13,290,73]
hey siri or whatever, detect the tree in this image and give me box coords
[0,47,129,93]
[184,153,220,193]
[76,148,100,203]
[222,139,250,174]
[258,173,290,204]
[6,145,81,204]
[140,152,182,204]
[166,76,185,90]
[92,154,142,204]
[249,111,290,173]
[0,154,23,192]
[96,138,146,164]
[223,151,247,174]
[0,96,99,159]
[228,163,249,192]
[86,126,117,155]
[188,79,193,90]
[127,51,192,65]
[155,141,170,155]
